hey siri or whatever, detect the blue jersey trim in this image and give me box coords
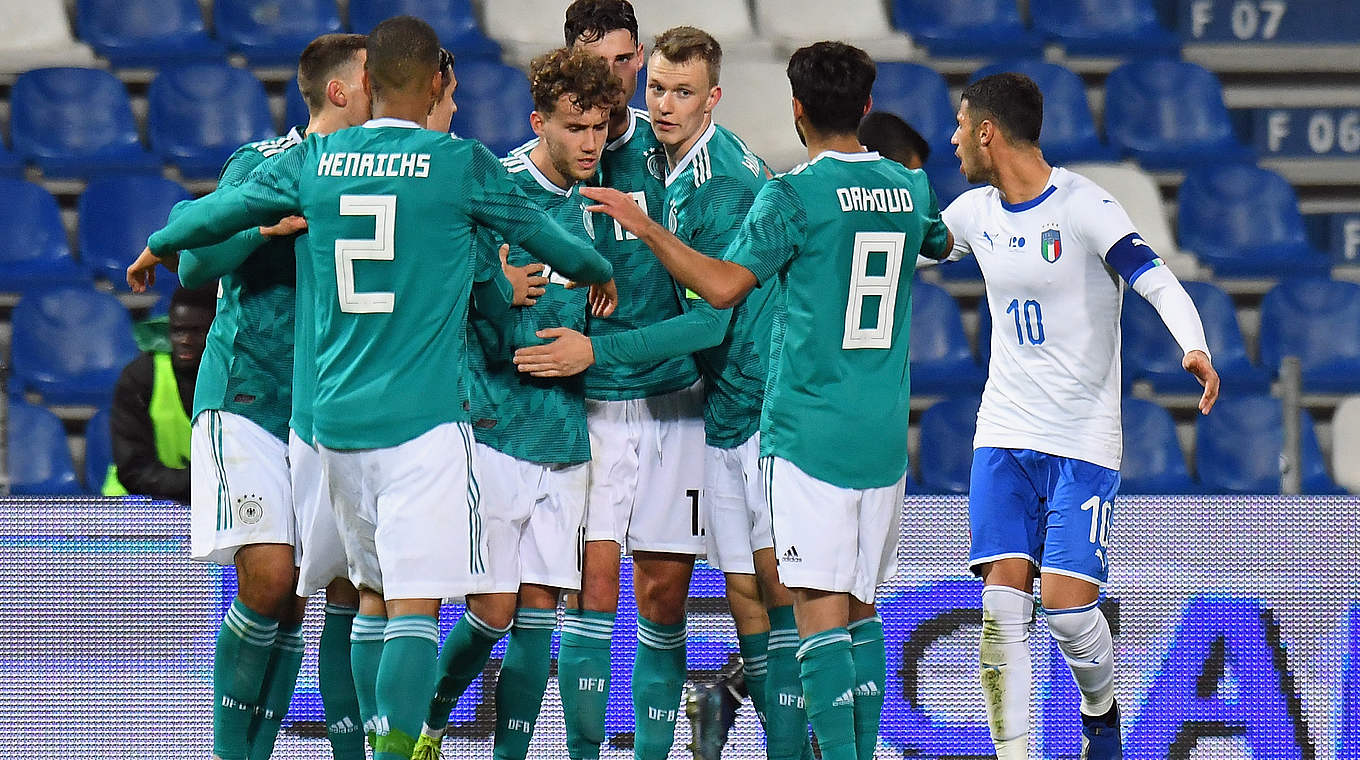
[1105,231,1162,283]
[1000,184,1057,212]
[1043,600,1101,616]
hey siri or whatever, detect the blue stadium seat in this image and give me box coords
[0,178,88,291]
[78,176,191,284]
[915,396,980,494]
[871,62,956,157]
[213,0,341,65]
[75,0,225,67]
[1177,163,1330,277]
[6,399,82,496]
[83,407,114,493]
[969,60,1117,163]
[9,287,140,406]
[0,141,24,178]
[1029,0,1178,56]
[1259,278,1360,393]
[1103,59,1252,170]
[285,78,310,132]
[889,0,1043,57]
[1121,280,1269,394]
[349,0,500,60]
[148,64,274,178]
[1120,398,1196,493]
[448,61,535,157]
[9,68,160,177]
[909,282,987,395]
[1196,395,1340,494]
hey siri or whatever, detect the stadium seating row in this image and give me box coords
[911,395,1347,496]
[13,390,1353,497]
[5,274,1359,421]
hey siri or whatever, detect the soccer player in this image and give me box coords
[934,73,1219,759]
[525,4,707,760]
[170,32,369,760]
[583,41,951,760]
[127,16,616,760]
[409,47,622,760]
[857,111,930,170]
[515,25,808,760]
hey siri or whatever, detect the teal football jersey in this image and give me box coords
[147,118,613,450]
[587,107,700,400]
[289,229,317,444]
[184,129,301,442]
[666,123,771,448]
[724,151,950,488]
[466,144,593,465]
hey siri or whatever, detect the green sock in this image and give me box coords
[737,630,770,726]
[349,614,387,751]
[426,611,510,731]
[558,610,614,760]
[766,606,810,760]
[797,628,856,760]
[848,616,886,760]
[492,608,557,760]
[632,616,687,760]
[374,615,440,760]
[319,604,365,760]
[247,622,305,760]
[213,599,277,760]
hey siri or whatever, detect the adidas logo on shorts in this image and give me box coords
[781,546,802,564]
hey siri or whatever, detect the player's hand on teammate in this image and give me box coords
[1183,349,1219,415]
[126,246,164,293]
[513,327,594,377]
[500,244,549,306]
[260,215,308,238]
[581,186,653,239]
[586,278,618,317]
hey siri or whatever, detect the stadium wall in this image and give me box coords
[2,495,1356,758]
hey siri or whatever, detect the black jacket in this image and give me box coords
[109,352,195,502]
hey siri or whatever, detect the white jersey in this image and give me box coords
[943,167,1152,470]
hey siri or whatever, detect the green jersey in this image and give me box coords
[466,144,593,465]
[587,107,699,400]
[147,118,613,451]
[179,128,302,442]
[667,123,771,448]
[724,150,950,488]
[290,230,317,444]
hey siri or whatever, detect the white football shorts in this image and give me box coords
[762,456,906,604]
[702,434,773,574]
[318,421,487,600]
[190,410,294,566]
[290,430,349,597]
[584,381,706,555]
[477,443,589,593]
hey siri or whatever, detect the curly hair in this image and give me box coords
[529,47,625,116]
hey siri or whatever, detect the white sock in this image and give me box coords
[980,585,1034,756]
[1045,601,1116,716]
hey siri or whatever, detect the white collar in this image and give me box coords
[808,149,881,165]
[521,151,572,197]
[363,117,422,129]
[664,119,717,187]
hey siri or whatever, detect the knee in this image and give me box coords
[1043,603,1108,652]
[634,578,687,624]
[981,585,1034,643]
[468,594,517,631]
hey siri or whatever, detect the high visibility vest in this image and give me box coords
[102,352,192,496]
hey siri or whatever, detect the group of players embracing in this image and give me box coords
[126,1,1222,759]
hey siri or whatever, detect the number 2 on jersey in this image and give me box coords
[842,231,906,349]
[335,194,396,314]
[1005,298,1045,345]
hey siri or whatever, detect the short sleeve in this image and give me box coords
[940,192,975,260]
[722,178,806,285]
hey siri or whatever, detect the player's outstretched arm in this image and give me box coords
[178,211,307,289]
[127,189,293,291]
[1183,349,1219,415]
[581,186,757,309]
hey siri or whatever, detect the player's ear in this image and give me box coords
[327,79,346,109]
[791,96,805,122]
[529,110,546,137]
[706,85,722,115]
[862,94,873,118]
